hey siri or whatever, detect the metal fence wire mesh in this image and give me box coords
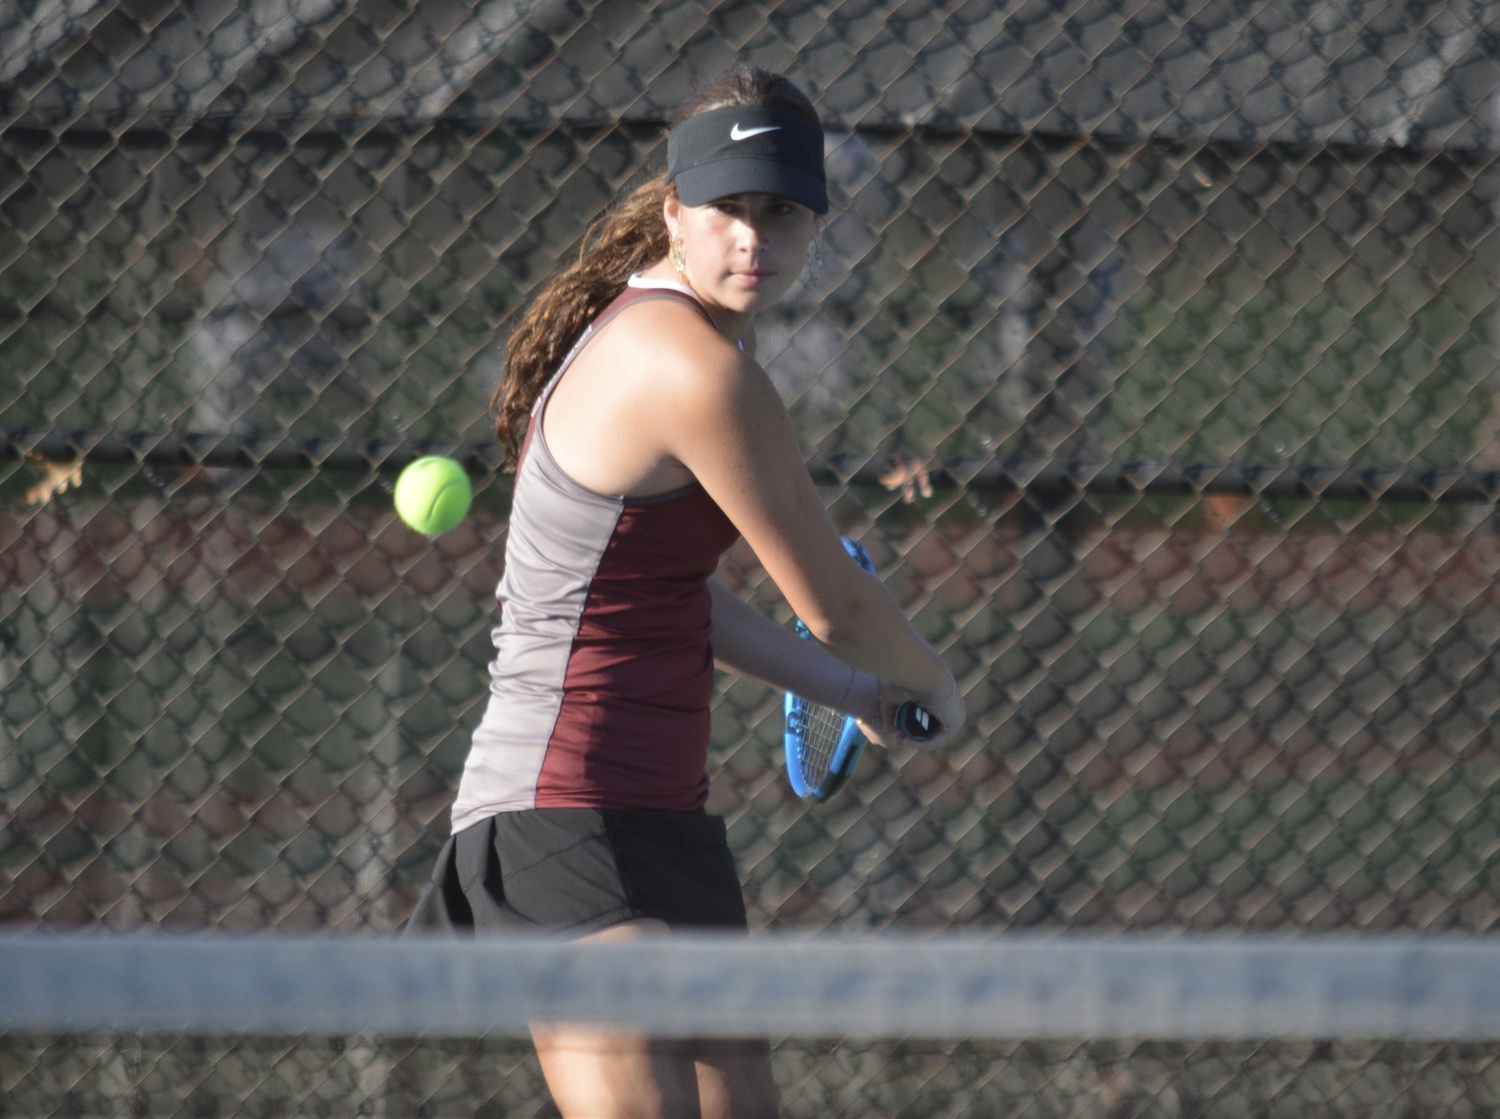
[4,0,1500,1114]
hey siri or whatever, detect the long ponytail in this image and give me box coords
[491,177,671,465]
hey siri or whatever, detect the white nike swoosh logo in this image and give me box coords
[730,123,782,141]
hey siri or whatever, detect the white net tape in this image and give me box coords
[6,932,1500,1040]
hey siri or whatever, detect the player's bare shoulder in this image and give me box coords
[605,295,761,403]
[612,294,739,368]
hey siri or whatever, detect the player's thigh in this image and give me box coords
[532,918,701,1119]
[533,1021,779,1119]
[693,1037,779,1119]
[533,1029,701,1119]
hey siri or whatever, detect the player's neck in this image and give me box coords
[635,264,754,347]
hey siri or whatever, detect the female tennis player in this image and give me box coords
[407,63,965,1119]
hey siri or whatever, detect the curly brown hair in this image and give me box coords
[490,64,822,466]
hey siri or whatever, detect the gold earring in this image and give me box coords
[670,236,687,280]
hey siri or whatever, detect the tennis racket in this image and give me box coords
[783,537,940,801]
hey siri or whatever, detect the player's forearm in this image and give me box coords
[803,573,954,702]
[708,579,875,715]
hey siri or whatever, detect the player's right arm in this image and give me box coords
[646,305,966,742]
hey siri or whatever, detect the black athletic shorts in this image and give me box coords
[404,808,749,937]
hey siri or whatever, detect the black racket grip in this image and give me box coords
[895,701,940,741]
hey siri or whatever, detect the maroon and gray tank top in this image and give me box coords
[450,278,741,831]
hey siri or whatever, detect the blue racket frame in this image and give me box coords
[783,537,874,802]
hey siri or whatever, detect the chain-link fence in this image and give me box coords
[4,0,1500,1114]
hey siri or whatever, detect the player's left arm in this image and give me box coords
[708,578,879,721]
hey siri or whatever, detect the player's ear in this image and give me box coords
[663,190,685,238]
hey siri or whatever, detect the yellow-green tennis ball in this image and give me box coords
[394,456,471,536]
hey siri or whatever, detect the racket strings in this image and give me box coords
[794,701,847,784]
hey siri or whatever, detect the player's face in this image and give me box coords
[666,192,817,315]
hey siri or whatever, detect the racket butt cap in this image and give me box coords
[896,702,939,741]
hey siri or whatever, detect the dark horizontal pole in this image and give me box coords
[939,456,1500,505]
[1,426,507,478]
[6,427,1500,504]
[4,115,1493,162]
[809,453,1500,504]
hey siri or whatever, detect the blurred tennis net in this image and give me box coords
[5,932,1500,1117]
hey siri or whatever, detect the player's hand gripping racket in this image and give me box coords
[783,537,940,802]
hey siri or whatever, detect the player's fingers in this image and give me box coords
[854,716,900,750]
